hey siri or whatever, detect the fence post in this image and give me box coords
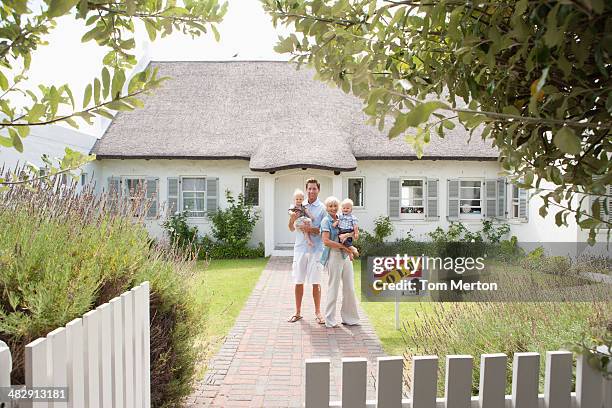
[98,303,113,408]
[412,356,438,408]
[341,358,367,408]
[377,356,403,408]
[576,352,603,408]
[479,353,506,408]
[0,341,12,407]
[305,358,330,408]
[25,337,50,408]
[48,327,68,408]
[511,352,539,408]
[141,282,151,408]
[110,297,125,408]
[83,309,100,408]
[66,318,84,408]
[544,351,572,408]
[445,355,472,408]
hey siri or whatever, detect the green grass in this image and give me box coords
[192,258,268,359]
[354,260,433,356]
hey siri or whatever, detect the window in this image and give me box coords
[511,185,520,218]
[124,177,147,216]
[243,177,260,206]
[347,177,364,207]
[182,177,206,217]
[81,173,87,186]
[400,179,424,215]
[459,180,482,215]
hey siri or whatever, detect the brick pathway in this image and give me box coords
[186,256,386,407]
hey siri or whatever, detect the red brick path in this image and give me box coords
[186,257,386,408]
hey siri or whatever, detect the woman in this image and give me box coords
[319,196,360,328]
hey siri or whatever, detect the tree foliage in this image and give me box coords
[262,0,612,242]
[0,0,226,185]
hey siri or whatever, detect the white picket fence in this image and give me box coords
[0,281,151,408]
[305,351,612,408]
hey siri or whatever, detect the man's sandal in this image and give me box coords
[288,315,303,323]
[315,316,325,325]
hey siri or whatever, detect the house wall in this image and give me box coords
[91,159,266,247]
[92,158,584,255]
[344,160,577,243]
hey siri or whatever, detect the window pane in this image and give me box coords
[348,178,364,207]
[461,180,480,188]
[400,179,424,214]
[460,199,482,207]
[244,177,259,206]
[182,177,206,191]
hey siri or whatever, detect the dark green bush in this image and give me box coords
[200,190,262,259]
[162,211,200,256]
[0,175,205,408]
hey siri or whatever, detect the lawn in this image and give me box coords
[191,258,269,361]
[353,260,434,356]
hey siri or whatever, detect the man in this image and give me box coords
[287,178,326,324]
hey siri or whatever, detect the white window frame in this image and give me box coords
[510,184,520,219]
[459,178,484,219]
[180,176,207,218]
[242,176,260,207]
[400,177,426,220]
[347,177,365,209]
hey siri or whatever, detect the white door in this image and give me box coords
[275,174,332,247]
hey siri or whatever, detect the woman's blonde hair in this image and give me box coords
[293,189,305,198]
[324,196,340,207]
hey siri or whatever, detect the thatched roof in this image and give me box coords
[91,61,499,171]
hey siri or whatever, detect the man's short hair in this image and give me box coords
[305,178,320,190]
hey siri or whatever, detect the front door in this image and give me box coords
[275,174,332,247]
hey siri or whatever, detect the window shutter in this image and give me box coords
[426,178,439,220]
[146,178,159,218]
[388,179,400,219]
[107,177,121,213]
[206,177,219,215]
[485,179,497,218]
[167,177,179,215]
[497,178,506,218]
[447,179,459,219]
[519,188,529,221]
[589,187,610,224]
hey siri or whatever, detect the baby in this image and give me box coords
[288,189,314,247]
[333,198,359,258]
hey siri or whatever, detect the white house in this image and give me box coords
[88,61,601,256]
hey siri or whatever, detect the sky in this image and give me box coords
[21,0,289,136]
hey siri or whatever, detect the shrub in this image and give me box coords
[201,190,262,259]
[373,215,393,242]
[162,211,200,256]
[570,254,611,276]
[404,301,610,396]
[0,173,205,407]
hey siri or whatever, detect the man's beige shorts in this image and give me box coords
[292,251,323,285]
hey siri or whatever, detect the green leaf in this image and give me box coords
[0,71,8,91]
[47,0,80,17]
[211,25,220,42]
[102,68,110,99]
[27,103,46,122]
[274,36,295,54]
[83,84,92,108]
[9,128,22,152]
[404,101,448,127]
[111,69,126,99]
[553,127,581,155]
[144,19,157,41]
